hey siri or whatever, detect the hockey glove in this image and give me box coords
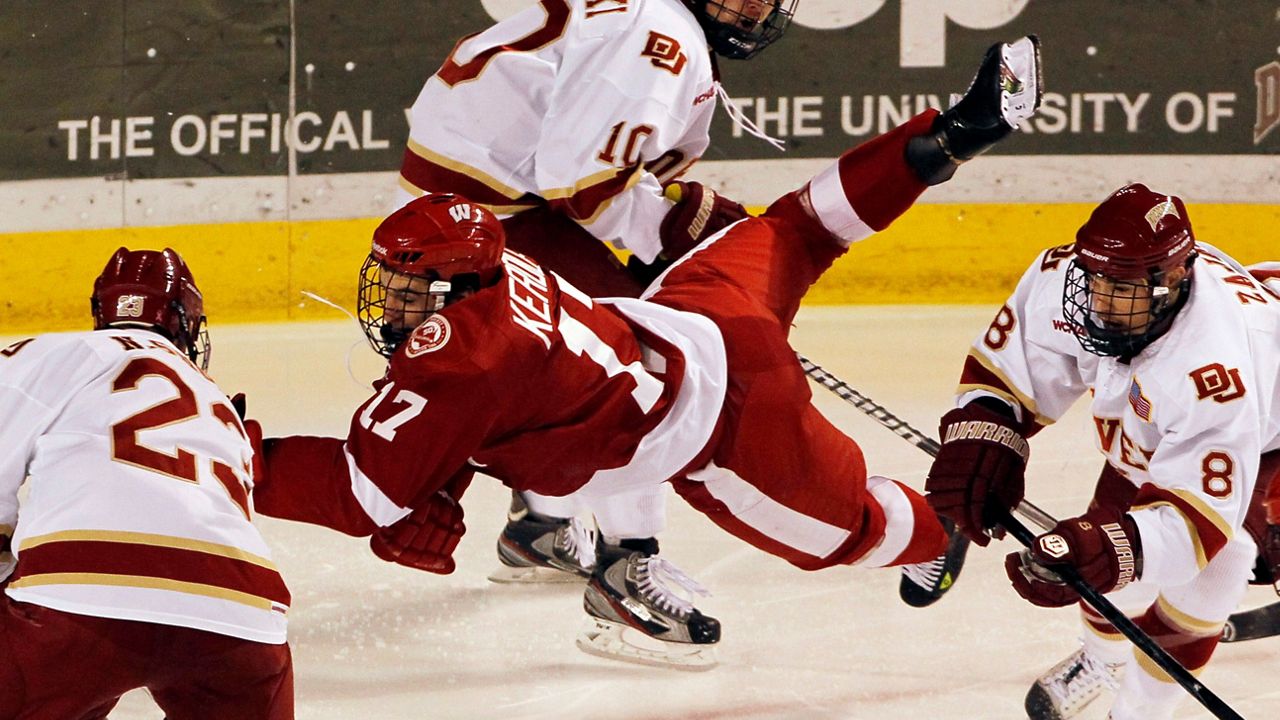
[658,181,749,261]
[906,35,1043,184]
[230,393,267,488]
[370,491,466,574]
[1006,507,1142,608]
[925,400,1030,546]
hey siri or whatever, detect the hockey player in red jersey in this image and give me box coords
[397,0,800,587]
[0,249,293,718]
[925,185,1280,719]
[253,34,1043,670]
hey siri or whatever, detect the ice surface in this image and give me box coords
[7,307,1274,719]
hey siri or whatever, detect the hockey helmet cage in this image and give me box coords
[359,193,506,357]
[684,0,798,60]
[1063,184,1197,358]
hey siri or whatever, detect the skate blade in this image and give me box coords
[575,617,718,671]
[487,564,585,584]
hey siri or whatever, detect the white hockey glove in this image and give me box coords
[907,35,1043,184]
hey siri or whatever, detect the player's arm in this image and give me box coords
[0,337,89,580]
[922,251,1087,544]
[256,376,480,532]
[253,434,383,537]
[255,369,499,571]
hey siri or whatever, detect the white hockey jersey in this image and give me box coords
[0,330,288,643]
[957,244,1280,588]
[395,0,718,263]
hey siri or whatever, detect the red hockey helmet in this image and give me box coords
[1063,184,1197,358]
[684,0,798,60]
[358,193,506,357]
[1073,183,1196,280]
[91,247,210,369]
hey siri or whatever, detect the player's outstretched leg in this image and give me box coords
[488,493,596,583]
[899,516,970,607]
[1024,645,1123,720]
[577,538,720,671]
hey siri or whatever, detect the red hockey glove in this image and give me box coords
[658,181,748,261]
[370,491,467,574]
[230,393,267,487]
[924,401,1030,546]
[1005,507,1142,608]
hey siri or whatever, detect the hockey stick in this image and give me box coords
[996,510,1243,720]
[796,354,1056,530]
[797,353,1245,720]
[1221,600,1280,643]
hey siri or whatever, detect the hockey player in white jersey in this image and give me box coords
[924,184,1280,719]
[0,248,293,719]
[395,0,795,292]
[395,0,799,593]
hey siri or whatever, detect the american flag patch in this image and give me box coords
[1128,378,1153,422]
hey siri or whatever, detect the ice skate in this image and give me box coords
[577,540,720,671]
[488,494,596,584]
[1025,646,1123,719]
[899,516,970,607]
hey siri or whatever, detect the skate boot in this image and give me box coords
[577,538,720,671]
[488,494,596,584]
[899,516,971,607]
[1025,646,1123,719]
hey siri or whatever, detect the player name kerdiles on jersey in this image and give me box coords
[0,330,288,644]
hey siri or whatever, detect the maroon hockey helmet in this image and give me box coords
[684,0,798,60]
[1063,184,1198,358]
[358,193,506,357]
[91,247,210,369]
[1073,183,1196,280]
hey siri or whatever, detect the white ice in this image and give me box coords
[9,307,1275,719]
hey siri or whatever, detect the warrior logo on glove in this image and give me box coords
[1100,522,1138,588]
[942,419,1030,460]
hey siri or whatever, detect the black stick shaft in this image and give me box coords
[1222,601,1280,643]
[797,354,1056,527]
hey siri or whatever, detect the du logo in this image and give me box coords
[480,0,1029,67]
[1255,61,1280,144]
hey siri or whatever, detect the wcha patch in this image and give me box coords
[404,315,451,357]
